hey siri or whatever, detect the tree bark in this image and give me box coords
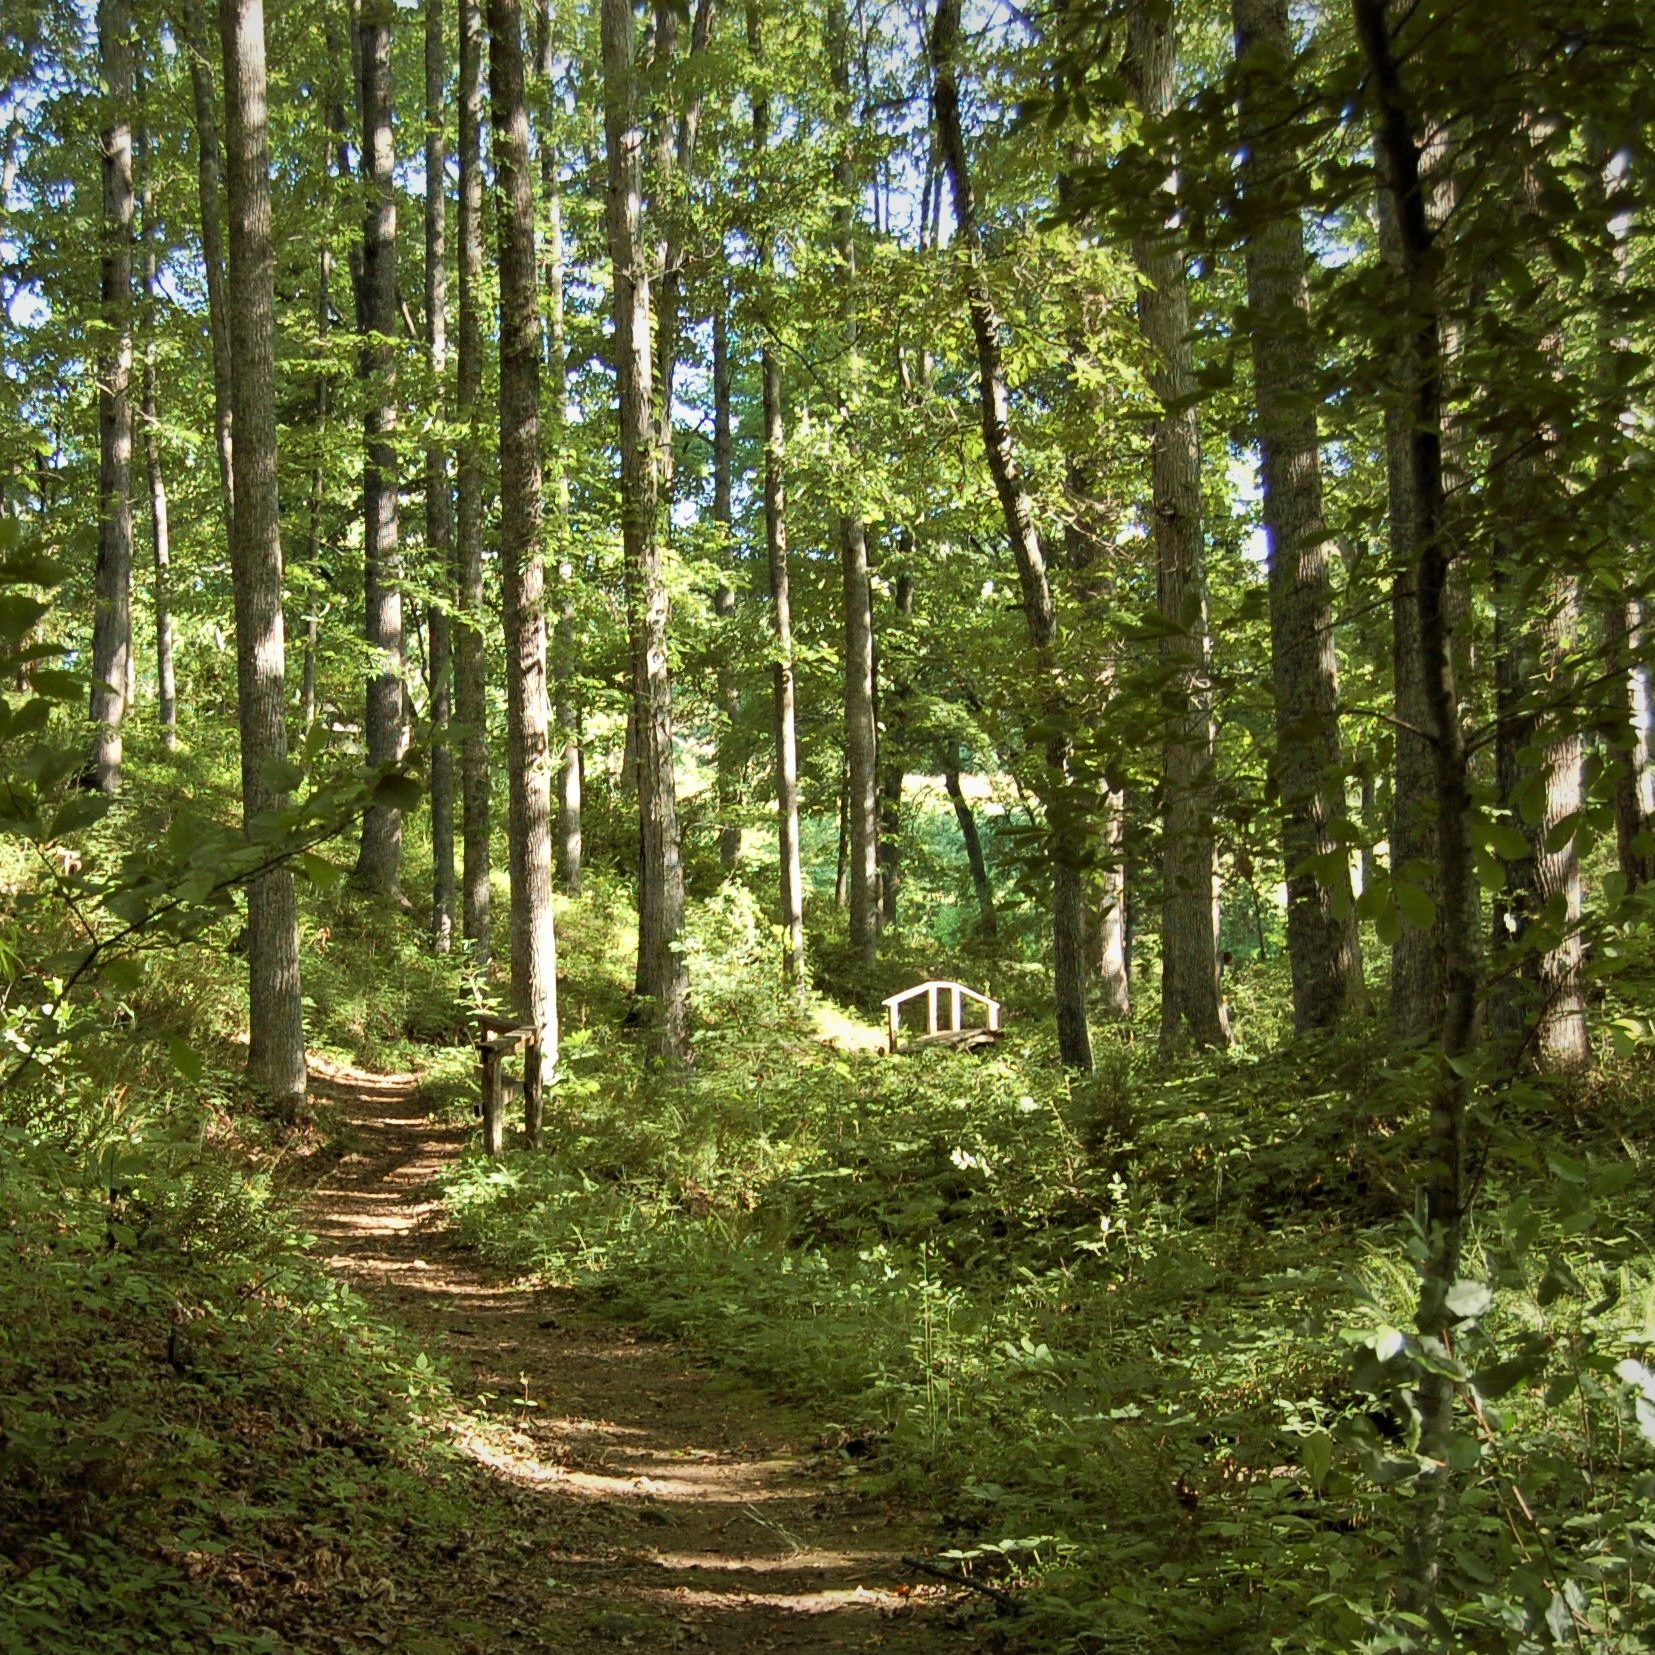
[1374,142,1443,1042]
[944,749,996,939]
[832,0,880,976]
[879,570,914,925]
[490,0,560,1139]
[534,4,583,898]
[220,0,308,1105]
[1609,597,1655,890]
[177,0,234,523]
[427,0,456,954]
[1123,0,1230,1054]
[603,0,691,1062]
[91,0,134,794]
[712,283,742,876]
[353,0,407,896]
[932,0,1092,1069]
[748,1,804,987]
[1233,0,1362,1033]
[136,111,176,751]
[1356,0,1478,1616]
[456,0,492,961]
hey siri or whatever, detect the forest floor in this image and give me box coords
[296,1053,985,1653]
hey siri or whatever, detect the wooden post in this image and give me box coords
[480,1046,505,1156]
[523,1040,543,1150]
[950,984,962,1032]
[927,983,938,1035]
[887,1001,899,1054]
[988,996,1000,1033]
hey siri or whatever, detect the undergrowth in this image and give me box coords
[442,878,1655,1652]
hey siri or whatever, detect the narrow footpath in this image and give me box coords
[299,1056,987,1652]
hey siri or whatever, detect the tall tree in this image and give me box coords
[831,0,880,975]
[711,279,742,876]
[490,0,560,1137]
[353,0,408,895]
[1123,0,1229,1053]
[1355,0,1480,1616]
[748,0,804,989]
[135,105,176,751]
[90,0,134,794]
[603,0,690,1061]
[220,0,308,1104]
[535,7,583,897]
[932,0,1093,1070]
[427,0,456,953]
[456,0,492,960]
[1232,0,1362,1032]
[177,0,234,520]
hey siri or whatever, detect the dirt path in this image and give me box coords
[300,1056,987,1653]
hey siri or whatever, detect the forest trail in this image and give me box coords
[297,1056,981,1653]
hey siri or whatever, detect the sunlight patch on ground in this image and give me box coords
[811,1003,886,1055]
[637,1581,913,1615]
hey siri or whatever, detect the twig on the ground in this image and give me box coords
[900,1556,1023,1612]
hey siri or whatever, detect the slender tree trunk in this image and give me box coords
[831,0,880,975]
[490,0,559,1139]
[91,0,134,794]
[178,0,234,523]
[353,0,407,895]
[220,0,307,1105]
[1123,0,1229,1054]
[712,285,742,876]
[1233,0,1361,1033]
[136,114,176,751]
[944,750,996,939]
[535,3,582,898]
[1061,371,1129,1018]
[1375,144,1443,1041]
[1356,0,1478,1616]
[933,0,1092,1070]
[1610,597,1655,890]
[300,247,332,734]
[603,0,690,1062]
[426,0,456,954]
[456,0,492,961]
[879,571,913,925]
[748,0,803,986]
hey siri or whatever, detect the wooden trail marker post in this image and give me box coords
[474,1013,538,1156]
[881,980,1002,1054]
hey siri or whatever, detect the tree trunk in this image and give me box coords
[944,751,996,939]
[832,0,880,976]
[534,6,583,899]
[490,0,560,1139]
[879,570,913,926]
[602,0,691,1063]
[1609,597,1655,890]
[1123,0,1229,1055]
[91,0,134,794]
[1375,142,1443,1042]
[747,0,805,986]
[299,245,331,734]
[220,0,308,1105]
[932,0,1092,1070]
[1233,0,1361,1034]
[353,0,407,896]
[177,0,234,522]
[426,0,455,954]
[712,285,743,876]
[136,112,176,752]
[456,0,492,962]
[1356,0,1478,1616]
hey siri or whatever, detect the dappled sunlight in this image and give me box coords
[812,1001,887,1054]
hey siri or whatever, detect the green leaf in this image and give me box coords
[48,795,110,839]
[100,955,144,993]
[373,772,423,809]
[261,756,305,794]
[1394,881,1436,931]
[167,1035,204,1082]
[1472,1354,1544,1399]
